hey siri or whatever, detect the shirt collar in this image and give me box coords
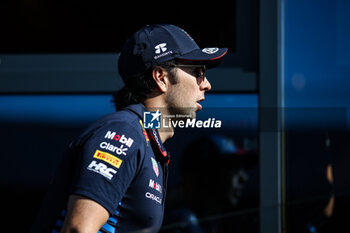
[122,103,170,165]
[122,103,147,120]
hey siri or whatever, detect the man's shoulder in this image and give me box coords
[95,111,143,138]
[75,110,146,149]
[101,112,138,127]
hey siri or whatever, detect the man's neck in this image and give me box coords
[158,125,174,144]
[143,100,174,144]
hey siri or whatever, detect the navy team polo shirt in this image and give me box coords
[30,103,170,233]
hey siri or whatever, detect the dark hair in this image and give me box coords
[112,60,177,110]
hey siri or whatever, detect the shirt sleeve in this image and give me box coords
[69,120,144,215]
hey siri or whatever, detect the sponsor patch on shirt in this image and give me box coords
[100,141,128,156]
[87,160,117,180]
[139,120,150,142]
[104,131,134,147]
[93,150,123,168]
[149,179,162,193]
[145,192,162,204]
[151,157,159,177]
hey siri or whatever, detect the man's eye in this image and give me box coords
[195,68,205,79]
[195,68,202,77]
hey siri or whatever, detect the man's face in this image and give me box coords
[165,63,211,118]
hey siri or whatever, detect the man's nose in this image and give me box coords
[200,78,212,91]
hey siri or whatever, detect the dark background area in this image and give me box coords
[0,0,238,54]
[0,0,259,73]
[1,0,350,232]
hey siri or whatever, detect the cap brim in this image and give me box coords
[177,48,228,68]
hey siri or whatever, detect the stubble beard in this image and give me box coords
[165,92,197,122]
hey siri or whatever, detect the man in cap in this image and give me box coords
[30,24,227,233]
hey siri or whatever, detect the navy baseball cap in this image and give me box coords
[118,24,228,81]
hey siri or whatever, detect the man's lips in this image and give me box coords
[196,98,205,110]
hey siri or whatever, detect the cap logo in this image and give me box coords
[202,47,219,54]
[155,43,167,54]
[154,43,173,59]
[181,29,194,41]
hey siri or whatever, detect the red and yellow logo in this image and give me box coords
[93,150,123,168]
[139,120,150,142]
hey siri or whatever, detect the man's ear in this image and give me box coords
[152,66,168,93]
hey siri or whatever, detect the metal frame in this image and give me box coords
[259,0,282,233]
